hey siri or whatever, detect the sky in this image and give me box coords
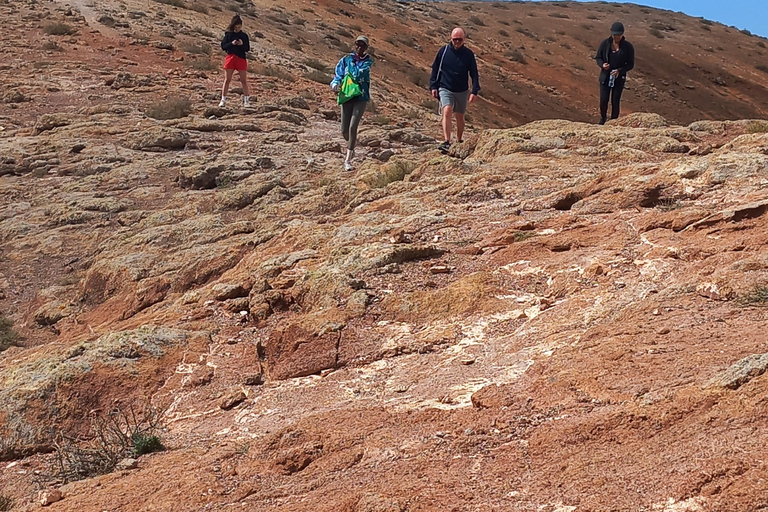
[561,0,768,38]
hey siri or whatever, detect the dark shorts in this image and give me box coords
[439,88,470,114]
[224,54,247,71]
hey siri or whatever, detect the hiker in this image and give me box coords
[595,22,635,124]
[330,35,373,171]
[219,14,251,108]
[429,27,480,153]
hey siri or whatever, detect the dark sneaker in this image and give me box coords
[438,140,451,153]
[599,117,607,125]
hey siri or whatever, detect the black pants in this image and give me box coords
[599,78,625,120]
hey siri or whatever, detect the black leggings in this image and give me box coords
[599,79,625,120]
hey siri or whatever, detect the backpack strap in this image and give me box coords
[435,44,449,89]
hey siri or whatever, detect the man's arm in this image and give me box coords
[469,52,480,96]
[429,47,444,91]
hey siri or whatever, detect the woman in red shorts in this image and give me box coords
[219,15,251,108]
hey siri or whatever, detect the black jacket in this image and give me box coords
[429,44,481,95]
[595,37,634,85]
[221,31,250,60]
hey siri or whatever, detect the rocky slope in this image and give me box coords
[1,0,768,511]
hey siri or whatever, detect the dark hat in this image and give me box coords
[610,22,625,35]
[355,35,369,46]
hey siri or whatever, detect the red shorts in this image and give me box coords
[224,54,247,71]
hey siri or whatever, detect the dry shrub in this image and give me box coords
[43,23,75,35]
[364,160,417,188]
[0,316,18,352]
[304,69,333,84]
[746,121,768,133]
[188,58,218,71]
[755,64,768,74]
[145,97,192,120]
[179,41,211,55]
[54,406,165,483]
[0,495,13,512]
[259,65,294,81]
[738,285,768,305]
[506,49,526,63]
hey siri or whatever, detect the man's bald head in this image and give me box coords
[450,27,465,49]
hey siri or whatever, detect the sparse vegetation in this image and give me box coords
[469,15,486,26]
[154,0,186,7]
[746,120,768,133]
[132,432,165,456]
[192,27,215,38]
[407,68,428,88]
[0,495,13,512]
[145,97,192,120]
[649,28,664,39]
[738,285,768,306]
[259,65,294,81]
[189,2,208,14]
[549,12,570,19]
[364,160,417,188]
[43,23,75,36]
[757,41,767,48]
[515,27,538,40]
[499,29,509,37]
[188,58,218,71]
[371,115,391,126]
[755,64,768,74]
[699,19,713,25]
[513,231,536,242]
[54,406,165,483]
[304,69,333,84]
[42,41,62,51]
[289,38,303,51]
[178,41,211,55]
[304,58,329,72]
[506,49,527,64]
[0,316,19,352]
[98,15,116,27]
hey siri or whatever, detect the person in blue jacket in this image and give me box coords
[429,27,480,153]
[331,36,373,170]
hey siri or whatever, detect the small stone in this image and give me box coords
[243,374,264,386]
[696,282,735,301]
[70,143,86,153]
[220,390,247,410]
[460,357,476,365]
[115,458,138,471]
[429,266,450,274]
[40,489,63,506]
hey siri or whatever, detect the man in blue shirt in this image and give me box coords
[429,27,481,152]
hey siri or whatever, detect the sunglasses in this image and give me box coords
[355,41,368,47]
[451,38,464,42]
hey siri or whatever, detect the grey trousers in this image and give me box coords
[340,99,367,151]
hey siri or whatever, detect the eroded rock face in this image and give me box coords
[2,0,768,507]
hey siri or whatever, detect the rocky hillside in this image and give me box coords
[1,0,768,511]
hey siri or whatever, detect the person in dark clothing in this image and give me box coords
[429,27,480,152]
[219,14,252,108]
[595,22,634,124]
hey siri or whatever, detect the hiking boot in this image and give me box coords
[218,98,226,108]
[438,140,451,153]
[344,160,353,171]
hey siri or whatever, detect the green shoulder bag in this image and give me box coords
[337,71,363,105]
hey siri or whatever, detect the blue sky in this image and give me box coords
[568,0,768,38]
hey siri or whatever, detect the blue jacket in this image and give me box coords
[331,54,373,101]
[429,44,480,95]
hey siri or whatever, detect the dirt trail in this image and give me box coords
[52,0,121,38]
